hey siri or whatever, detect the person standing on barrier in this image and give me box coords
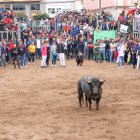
[28,42,36,64]
[11,44,20,69]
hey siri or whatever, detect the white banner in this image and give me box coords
[120,24,129,33]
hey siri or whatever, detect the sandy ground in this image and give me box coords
[0,60,140,140]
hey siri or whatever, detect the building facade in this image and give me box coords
[0,0,81,18]
[0,0,42,17]
[42,0,75,18]
[83,0,140,19]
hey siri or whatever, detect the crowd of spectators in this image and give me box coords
[0,5,17,31]
[55,9,117,38]
[0,8,140,70]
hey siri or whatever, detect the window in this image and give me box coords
[56,8,61,13]
[12,4,18,11]
[48,8,55,14]
[4,4,11,10]
[31,4,40,10]
[12,4,25,11]
[19,4,25,10]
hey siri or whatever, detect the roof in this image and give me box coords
[0,0,41,3]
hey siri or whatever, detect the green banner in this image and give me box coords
[93,30,116,43]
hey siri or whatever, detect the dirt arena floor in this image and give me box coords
[0,60,140,140]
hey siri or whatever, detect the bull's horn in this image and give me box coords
[86,80,92,84]
[100,80,105,85]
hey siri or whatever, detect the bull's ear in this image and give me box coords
[86,80,92,84]
[100,80,105,85]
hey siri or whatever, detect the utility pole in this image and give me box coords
[99,0,101,14]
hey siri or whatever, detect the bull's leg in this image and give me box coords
[96,99,100,111]
[85,96,88,107]
[78,89,83,107]
[88,99,92,111]
[81,93,84,105]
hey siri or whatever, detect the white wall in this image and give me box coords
[74,0,83,11]
[41,0,75,18]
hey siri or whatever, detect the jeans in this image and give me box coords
[41,55,47,66]
[118,56,124,67]
[105,49,110,62]
[137,56,140,70]
[110,50,114,63]
[100,50,106,61]
[36,48,41,58]
[52,53,57,65]
[0,54,6,66]
[29,53,35,63]
[20,54,26,67]
[12,56,20,68]
[88,48,93,60]
[59,53,65,66]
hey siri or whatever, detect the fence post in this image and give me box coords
[17,23,21,39]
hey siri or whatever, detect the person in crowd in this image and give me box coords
[41,41,47,68]
[46,40,51,66]
[110,40,116,63]
[131,47,137,69]
[67,36,73,60]
[28,42,36,64]
[118,41,126,69]
[94,40,101,63]
[51,41,57,67]
[57,39,66,67]
[11,44,20,69]
[87,38,94,60]
[136,42,140,70]
[0,42,6,67]
[19,42,27,68]
[104,38,110,62]
[100,40,106,62]
[36,36,41,59]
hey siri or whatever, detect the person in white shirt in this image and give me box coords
[36,36,41,59]
[118,41,125,69]
[100,40,106,62]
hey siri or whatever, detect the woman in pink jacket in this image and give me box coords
[41,42,47,68]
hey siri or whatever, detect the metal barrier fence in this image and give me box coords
[133,31,140,39]
[133,18,140,40]
[29,20,50,31]
[133,18,140,31]
[0,31,17,42]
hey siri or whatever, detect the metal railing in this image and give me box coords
[133,18,140,40]
[29,20,50,31]
[133,18,140,31]
[0,31,17,42]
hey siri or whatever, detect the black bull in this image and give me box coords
[78,76,105,111]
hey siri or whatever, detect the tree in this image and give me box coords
[33,13,49,20]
